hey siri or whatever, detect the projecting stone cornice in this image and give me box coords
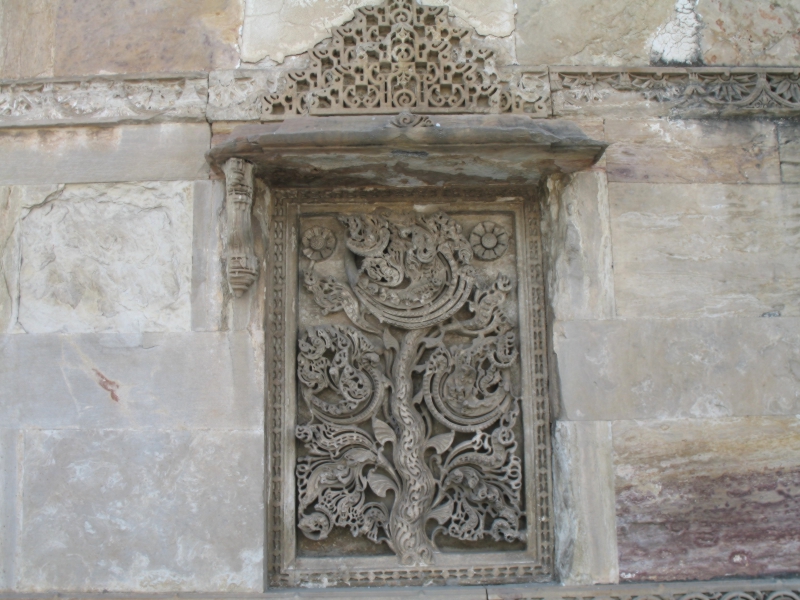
[1,67,800,130]
[206,114,607,187]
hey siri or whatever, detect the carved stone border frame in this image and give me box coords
[265,186,553,588]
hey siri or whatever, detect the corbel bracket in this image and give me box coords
[223,158,258,297]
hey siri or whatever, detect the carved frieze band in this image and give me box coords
[0,74,208,127]
[223,158,258,297]
[1,67,798,128]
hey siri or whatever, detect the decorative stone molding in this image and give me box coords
[0,74,208,127]
[209,0,550,121]
[265,187,553,588]
[0,577,795,598]
[550,67,800,118]
[222,158,258,297]
[1,66,800,129]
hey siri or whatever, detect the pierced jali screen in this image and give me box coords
[266,188,552,587]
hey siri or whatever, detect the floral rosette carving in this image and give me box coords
[302,226,337,261]
[297,211,524,565]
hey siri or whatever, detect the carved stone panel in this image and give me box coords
[266,187,552,588]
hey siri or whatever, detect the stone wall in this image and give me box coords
[1,0,799,594]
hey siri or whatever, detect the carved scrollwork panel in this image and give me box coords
[266,189,552,588]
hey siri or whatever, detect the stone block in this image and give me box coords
[605,120,781,184]
[17,429,264,592]
[544,171,615,323]
[609,183,800,318]
[191,180,227,332]
[0,429,19,591]
[613,417,800,582]
[240,0,514,63]
[0,0,56,79]
[779,125,800,184]
[700,0,800,66]
[8,182,192,333]
[0,124,210,186]
[52,0,241,76]
[554,318,800,421]
[552,421,618,585]
[0,331,264,431]
[0,185,61,333]
[515,0,675,66]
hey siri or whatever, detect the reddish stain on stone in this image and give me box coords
[616,467,800,581]
[93,369,120,403]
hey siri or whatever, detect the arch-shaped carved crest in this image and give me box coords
[253,0,548,118]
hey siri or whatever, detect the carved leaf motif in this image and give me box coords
[427,498,454,525]
[373,417,397,447]
[368,471,398,497]
[427,432,455,455]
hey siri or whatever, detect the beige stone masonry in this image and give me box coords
[0,125,211,186]
[17,429,264,592]
[779,124,800,184]
[605,119,781,184]
[0,332,264,431]
[554,317,800,421]
[609,183,800,319]
[552,421,618,585]
[1,182,195,334]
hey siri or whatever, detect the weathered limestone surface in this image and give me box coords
[614,417,800,582]
[552,421,618,585]
[605,120,781,184]
[544,171,615,323]
[0,185,60,334]
[700,0,800,66]
[610,183,800,319]
[0,429,17,591]
[17,429,263,592]
[780,124,800,184]
[517,0,800,67]
[0,0,57,79]
[515,0,676,66]
[5,182,193,334]
[241,0,515,63]
[0,332,264,430]
[191,180,227,332]
[0,124,210,186]
[554,318,800,421]
[2,0,242,77]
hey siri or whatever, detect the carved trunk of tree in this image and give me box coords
[389,328,436,565]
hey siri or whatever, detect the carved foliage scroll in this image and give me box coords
[223,158,258,296]
[216,0,549,120]
[265,191,552,587]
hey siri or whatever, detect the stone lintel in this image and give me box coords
[206,115,607,187]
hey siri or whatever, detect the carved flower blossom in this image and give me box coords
[470,221,509,261]
[302,226,337,261]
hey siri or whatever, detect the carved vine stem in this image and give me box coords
[223,158,258,296]
[389,327,436,564]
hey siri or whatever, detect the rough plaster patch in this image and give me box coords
[650,0,702,65]
[241,0,515,63]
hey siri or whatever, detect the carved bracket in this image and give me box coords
[223,158,258,297]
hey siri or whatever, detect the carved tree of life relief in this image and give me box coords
[268,190,552,587]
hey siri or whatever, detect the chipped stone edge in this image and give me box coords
[0,578,798,598]
[2,67,800,129]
